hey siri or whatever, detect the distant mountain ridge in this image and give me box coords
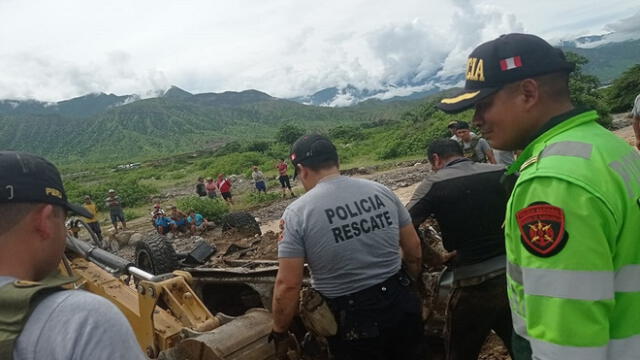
[291,34,639,107]
[0,92,138,118]
[0,85,416,163]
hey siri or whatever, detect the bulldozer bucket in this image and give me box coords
[177,309,276,360]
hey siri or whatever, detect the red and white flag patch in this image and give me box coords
[500,56,522,71]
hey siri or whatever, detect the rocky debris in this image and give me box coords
[110,230,135,247]
[610,113,633,130]
[129,233,143,245]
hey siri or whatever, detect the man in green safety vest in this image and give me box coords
[437,33,640,359]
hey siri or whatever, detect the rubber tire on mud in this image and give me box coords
[221,212,262,236]
[134,234,178,275]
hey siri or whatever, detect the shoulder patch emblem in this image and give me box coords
[516,203,568,257]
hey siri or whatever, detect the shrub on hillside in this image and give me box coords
[246,140,272,153]
[276,123,305,145]
[328,125,364,142]
[246,192,281,205]
[176,196,229,223]
[65,179,158,212]
[606,64,640,113]
[566,52,611,127]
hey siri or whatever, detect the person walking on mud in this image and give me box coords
[105,189,126,233]
[276,158,296,198]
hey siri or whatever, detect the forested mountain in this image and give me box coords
[0,88,415,163]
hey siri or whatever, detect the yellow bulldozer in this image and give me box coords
[61,221,453,360]
[62,234,301,360]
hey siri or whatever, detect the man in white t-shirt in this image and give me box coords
[0,151,145,360]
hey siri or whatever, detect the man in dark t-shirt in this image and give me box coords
[407,139,513,360]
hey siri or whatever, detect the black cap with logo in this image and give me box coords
[290,134,339,179]
[0,151,92,218]
[437,33,575,114]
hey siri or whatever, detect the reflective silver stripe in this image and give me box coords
[512,312,528,338]
[615,265,640,292]
[609,334,640,360]
[507,262,614,301]
[540,141,593,160]
[529,337,607,360]
[510,262,640,296]
[609,150,640,200]
[507,261,523,284]
[515,315,640,360]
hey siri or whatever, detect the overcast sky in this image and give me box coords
[0,0,638,101]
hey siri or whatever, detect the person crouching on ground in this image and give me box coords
[187,209,209,235]
[169,205,188,234]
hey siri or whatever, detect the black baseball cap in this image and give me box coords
[290,134,339,179]
[437,33,575,114]
[0,151,92,218]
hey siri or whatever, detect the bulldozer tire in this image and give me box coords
[135,234,178,275]
[221,212,262,236]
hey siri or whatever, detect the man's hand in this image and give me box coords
[268,330,290,359]
[399,224,422,278]
[271,257,304,334]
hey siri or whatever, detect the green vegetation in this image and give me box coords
[605,64,640,113]
[65,179,158,212]
[176,196,229,223]
[566,52,612,127]
[561,39,640,84]
[245,192,282,206]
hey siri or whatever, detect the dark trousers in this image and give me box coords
[326,272,425,360]
[445,274,513,360]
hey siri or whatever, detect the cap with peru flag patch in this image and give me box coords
[437,33,575,114]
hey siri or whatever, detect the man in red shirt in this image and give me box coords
[276,158,296,198]
[216,174,234,205]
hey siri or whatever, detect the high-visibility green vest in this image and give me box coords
[504,109,640,359]
[0,273,76,360]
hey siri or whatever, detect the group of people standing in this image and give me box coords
[250,159,297,198]
[196,174,234,204]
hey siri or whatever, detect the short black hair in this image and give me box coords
[0,203,38,237]
[455,121,470,130]
[428,139,463,160]
[300,158,339,172]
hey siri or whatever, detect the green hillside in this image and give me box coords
[0,92,417,164]
[562,39,640,83]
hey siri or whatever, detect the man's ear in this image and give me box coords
[32,204,55,241]
[429,154,440,169]
[519,78,540,110]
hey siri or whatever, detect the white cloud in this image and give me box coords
[0,0,637,101]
